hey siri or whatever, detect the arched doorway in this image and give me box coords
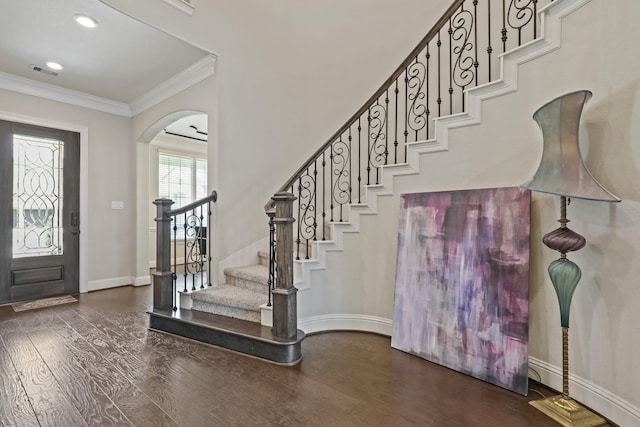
[134,111,210,287]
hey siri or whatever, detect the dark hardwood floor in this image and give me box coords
[0,285,614,427]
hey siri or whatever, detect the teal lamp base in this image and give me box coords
[529,197,608,426]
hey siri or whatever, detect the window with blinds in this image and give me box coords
[158,151,207,238]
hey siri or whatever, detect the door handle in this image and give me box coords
[72,230,80,235]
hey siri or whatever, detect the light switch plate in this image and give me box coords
[111,201,124,210]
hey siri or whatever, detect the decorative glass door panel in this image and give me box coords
[0,120,79,304]
[13,134,64,258]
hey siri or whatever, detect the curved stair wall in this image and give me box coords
[275,0,639,424]
[294,0,584,330]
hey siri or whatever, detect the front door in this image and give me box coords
[0,120,80,304]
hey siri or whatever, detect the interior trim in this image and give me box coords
[0,54,216,118]
[162,0,195,16]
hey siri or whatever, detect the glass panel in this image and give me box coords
[12,134,64,258]
[158,151,208,237]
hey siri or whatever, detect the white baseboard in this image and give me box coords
[528,357,640,426]
[86,276,134,292]
[134,276,151,286]
[294,314,639,426]
[298,314,392,336]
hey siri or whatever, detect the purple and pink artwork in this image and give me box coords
[391,187,531,395]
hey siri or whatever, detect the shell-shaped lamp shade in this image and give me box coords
[521,90,621,202]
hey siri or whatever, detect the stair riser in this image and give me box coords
[258,246,313,266]
[192,300,260,323]
[258,251,269,267]
[225,274,269,295]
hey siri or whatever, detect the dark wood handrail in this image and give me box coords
[264,0,464,211]
[167,190,217,217]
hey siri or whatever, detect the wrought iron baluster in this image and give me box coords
[384,89,389,165]
[183,212,191,291]
[407,56,427,142]
[174,218,181,293]
[393,80,399,163]
[329,143,334,222]
[426,45,431,140]
[533,0,538,38]
[267,211,275,307]
[313,159,318,241]
[452,3,475,112]
[507,0,536,48]
[199,205,204,289]
[502,0,508,52]
[322,151,326,240]
[368,100,387,185]
[347,128,352,205]
[403,69,408,150]
[296,177,302,260]
[448,17,454,115]
[357,118,362,204]
[334,135,350,222]
[437,30,442,117]
[207,203,212,286]
[297,166,316,258]
[488,0,493,82]
[367,106,372,185]
[473,0,479,88]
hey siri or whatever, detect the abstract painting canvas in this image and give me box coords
[391,187,531,395]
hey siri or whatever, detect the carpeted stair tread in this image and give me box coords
[224,264,269,282]
[190,284,265,311]
[224,264,271,294]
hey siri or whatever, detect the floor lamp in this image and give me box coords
[521,90,620,427]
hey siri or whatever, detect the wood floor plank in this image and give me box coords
[0,286,613,427]
[33,309,180,427]
[0,318,88,427]
[0,334,40,426]
[55,304,231,425]
[16,318,133,427]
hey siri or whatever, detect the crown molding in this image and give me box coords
[129,54,216,116]
[0,71,132,117]
[0,54,216,118]
[162,0,195,16]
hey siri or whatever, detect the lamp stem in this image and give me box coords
[562,326,570,398]
[559,196,570,232]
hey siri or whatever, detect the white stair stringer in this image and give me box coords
[294,0,593,295]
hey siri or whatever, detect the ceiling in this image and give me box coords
[0,0,212,136]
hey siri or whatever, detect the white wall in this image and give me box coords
[0,88,135,290]
[103,0,453,264]
[299,1,640,424]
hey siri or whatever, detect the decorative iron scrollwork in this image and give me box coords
[508,0,536,32]
[452,8,475,90]
[332,136,351,214]
[297,168,317,259]
[406,60,427,134]
[183,210,207,290]
[367,101,388,182]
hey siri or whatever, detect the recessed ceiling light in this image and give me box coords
[74,14,98,28]
[46,62,63,71]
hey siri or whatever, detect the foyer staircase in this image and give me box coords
[150,0,587,363]
[189,259,270,323]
